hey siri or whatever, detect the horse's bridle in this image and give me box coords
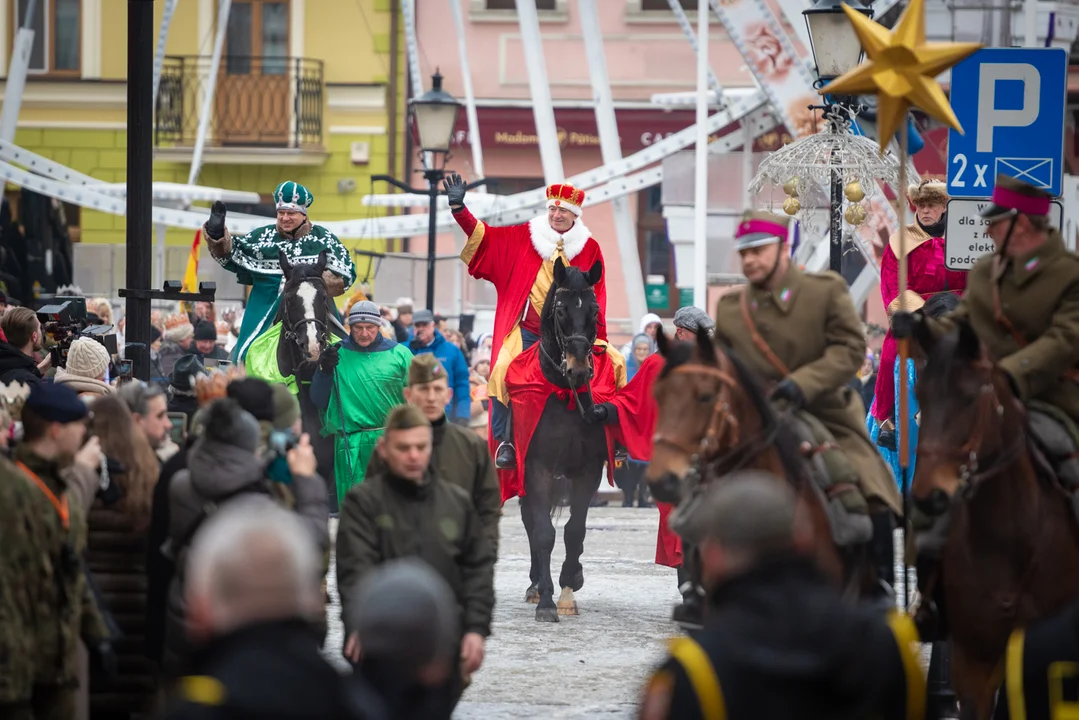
[280,278,329,363]
[652,360,781,481]
[539,288,597,414]
[917,355,1026,497]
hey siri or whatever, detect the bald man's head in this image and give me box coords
[185,498,322,640]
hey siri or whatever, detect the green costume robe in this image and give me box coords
[245,322,342,394]
[211,222,356,362]
[310,336,412,502]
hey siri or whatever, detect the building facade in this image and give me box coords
[0,0,406,300]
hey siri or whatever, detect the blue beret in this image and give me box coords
[26,382,89,424]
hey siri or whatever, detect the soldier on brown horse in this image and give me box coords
[895,174,1079,719]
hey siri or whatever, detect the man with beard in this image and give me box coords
[0,307,48,385]
[202,181,356,362]
[118,381,173,453]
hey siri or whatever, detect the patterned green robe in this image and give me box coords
[212,222,356,362]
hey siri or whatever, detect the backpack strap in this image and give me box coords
[668,637,727,720]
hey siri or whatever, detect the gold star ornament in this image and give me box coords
[822,0,981,151]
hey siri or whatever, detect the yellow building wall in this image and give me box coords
[7,0,403,298]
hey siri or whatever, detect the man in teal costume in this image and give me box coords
[310,300,412,503]
[203,180,357,362]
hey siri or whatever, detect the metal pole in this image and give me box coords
[128,0,156,381]
[152,0,180,108]
[579,0,647,324]
[0,0,38,142]
[830,115,843,275]
[693,0,709,309]
[187,0,231,186]
[515,0,565,184]
[1024,0,1039,46]
[426,170,439,311]
[449,0,484,185]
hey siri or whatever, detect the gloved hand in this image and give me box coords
[891,310,921,340]
[205,200,228,240]
[318,344,340,374]
[443,173,467,210]
[89,641,118,688]
[586,402,616,425]
[770,379,806,411]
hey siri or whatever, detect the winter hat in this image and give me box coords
[409,353,446,387]
[412,309,435,325]
[908,178,948,208]
[203,398,260,453]
[193,320,217,342]
[273,180,314,215]
[348,300,382,327]
[65,337,112,380]
[163,314,194,343]
[170,354,207,393]
[631,333,655,355]
[349,558,459,670]
[271,383,301,431]
[25,381,88,424]
[673,306,716,336]
[226,377,276,423]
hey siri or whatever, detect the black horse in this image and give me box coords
[520,257,608,623]
[273,249,346,500]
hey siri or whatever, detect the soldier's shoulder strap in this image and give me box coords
[668,636,728,720]
[885,611,928,720]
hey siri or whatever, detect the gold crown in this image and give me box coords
[164,314,192,330]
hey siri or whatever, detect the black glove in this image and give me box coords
[770,379,806,411]
[89,640,118,688]
[891,310,921,340]
[318,344,340,374]
[205,200,228,240]
[587,402,617,425]
[443,173,467,210]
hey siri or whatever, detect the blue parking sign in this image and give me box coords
[946,48,1067,198]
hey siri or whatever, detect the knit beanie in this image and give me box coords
[65,337,111,380]
[203,398,260,452]
[226,377,276,423]
[271,383,301,431]
[193,320,217,342]
[348,300,382,327]
[348,558,459,670]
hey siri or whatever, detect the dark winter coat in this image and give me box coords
[336,467,495,639]
[0,341,42,386]
[157,341,190,378]
[408,331,471,423]
[163,430,329,675]
[86,500,159,717]
[643,556,922,719]
[365,414,501,555]
[165,620,384,720]
[145,447,183,667]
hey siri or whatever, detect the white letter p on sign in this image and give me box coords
[977,63,1040,153]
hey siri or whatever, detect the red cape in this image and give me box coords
[610,353,681,568]
[502,343,618,502]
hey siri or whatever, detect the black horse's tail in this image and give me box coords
[549,473,572,521]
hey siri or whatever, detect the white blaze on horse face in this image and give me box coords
[296,281,321,361]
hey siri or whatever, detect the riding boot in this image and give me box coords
[495,407,517,470]
[926,642,959,719]
[877,418,897,451]
[637,480,653,509]
[672,552,705,627]
[869,511,896,599]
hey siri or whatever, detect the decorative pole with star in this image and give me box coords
[822,0,979,470]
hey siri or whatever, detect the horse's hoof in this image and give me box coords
[557,587,579,616]
[535,606,560,623]
[569,569,584,593]
[524,584,540,604]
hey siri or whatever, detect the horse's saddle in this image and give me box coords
[1028,401,1079,496]
[788,411,873,548]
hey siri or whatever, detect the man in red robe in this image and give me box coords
[445,173,617,470]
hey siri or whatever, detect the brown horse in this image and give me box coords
[646,329,869,593]
[910,318,1079,720]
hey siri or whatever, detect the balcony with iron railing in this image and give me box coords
[155,55,325,158]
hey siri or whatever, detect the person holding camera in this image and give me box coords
[3,383,116,720]
[0,306,48,386]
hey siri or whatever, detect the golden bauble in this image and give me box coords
[844,181,865,203]
[844,203,867,225]
[782,177,800,197]
[783,196,801,215]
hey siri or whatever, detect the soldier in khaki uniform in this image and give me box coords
[714,212,902,595]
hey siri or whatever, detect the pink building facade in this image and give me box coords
[411,0,775,345]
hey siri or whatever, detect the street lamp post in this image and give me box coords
[374,71,485,312]
[803,0,872,275]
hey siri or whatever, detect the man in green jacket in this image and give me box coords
[311,300,412,502]
[336,405,495,716]
[366,354,501,555]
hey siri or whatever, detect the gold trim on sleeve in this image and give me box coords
[460,221,486,265]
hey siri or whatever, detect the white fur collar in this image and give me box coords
[528,215,592,261]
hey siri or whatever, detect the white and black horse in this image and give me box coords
[521,258,609,623]
[274,249,347,500]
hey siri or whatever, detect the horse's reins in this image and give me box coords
[539,287,597,419]
[280,277,330,364]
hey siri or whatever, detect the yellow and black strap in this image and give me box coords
[178,675,227,707]
[668,637,728,720]
[886,611,928,720]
